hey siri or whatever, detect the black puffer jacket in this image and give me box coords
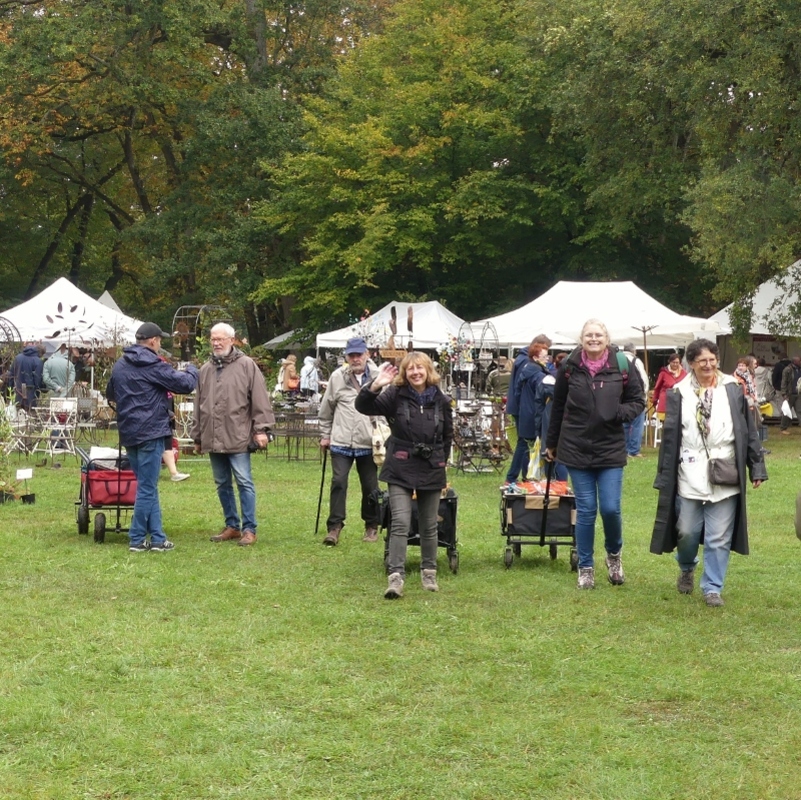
[355,383,453,491]
[545,347,644,469]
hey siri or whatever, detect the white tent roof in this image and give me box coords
[472,281,719,350]
[97,290,123,314]
[708,260,801,336]
[1,277,142,346]
[316,300,468,350]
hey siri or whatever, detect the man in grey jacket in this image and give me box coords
[318,337,380,545]
[42,344,75,397]
[192,323,275,547]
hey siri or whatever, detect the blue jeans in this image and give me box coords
[505,419,530,483]
[209,452,258,533]
[623,410,646,456]
[127,437,166,546]
[568,467,624,568]
[675,494,738,595]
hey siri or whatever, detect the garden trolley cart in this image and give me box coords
[75,446,137,543]
[376,486,460,574]
[501,463,577,570]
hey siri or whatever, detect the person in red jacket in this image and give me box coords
[652,353,687,420]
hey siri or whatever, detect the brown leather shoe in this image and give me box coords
[362,526,378,543]
[323,525,342,546]
[210,526,241,543]
[238,530,257,546]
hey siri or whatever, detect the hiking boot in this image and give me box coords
[323,525,342,546]
[238,530,257,547]
[170,472,190,482]
[362,526,378,543]
[677,568,695,594]
[421,569,439,592]
[704,592,724,607]
[129,541,151,553]
[384,572,404,599]
[605,552,625,585]
[210,526,241,543]
[577,567,595,589]
[150,540,175,552]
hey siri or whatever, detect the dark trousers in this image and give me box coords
[327,452,379,530]
[780,394,801,430]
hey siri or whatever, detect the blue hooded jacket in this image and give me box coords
[13,345,43,403]
[106,345,198,447]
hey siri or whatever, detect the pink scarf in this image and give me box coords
[580,349,608,377]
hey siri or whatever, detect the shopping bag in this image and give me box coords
[781,399,797,419]
[525,437,543,481]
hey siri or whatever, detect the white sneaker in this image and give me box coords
[171,473,190,482]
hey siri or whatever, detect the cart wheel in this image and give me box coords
[93,512,106,544]
[77,505,89,535]
[512,542,522,557]
[503,548,513,569]
[549,543,558,561]
[448,551,459,575]
[569,548,578,572]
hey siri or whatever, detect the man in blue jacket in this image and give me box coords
[13,343,43,412]
[106,322,198,552]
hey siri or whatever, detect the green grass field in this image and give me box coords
[1,429,800,799]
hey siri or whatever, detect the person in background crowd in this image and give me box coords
[772,355,790,394]
[779,356,801,435]
[545,319,644,589]
[318,337,380,546]
[621,343,649,458]
[652,352,686,420]
[754,357,775,406]
[514,340,568,482]
[42,344,75,397]
[356,352,454,599]
[42,343,75,398]
[12,342,43,412]
[107,323,198,552]
[282,354,299,393]
[651,338,766,607]
[158,355,189,483]
[193,323,275,547]
[300,355,320,398]
[505,335,552,485]
[485,356,512,397]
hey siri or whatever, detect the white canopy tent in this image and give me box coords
[316,300,467,350]
[1,277,141,346]
[708,260,801,337]
[472,281,719,350]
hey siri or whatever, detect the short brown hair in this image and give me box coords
[528,334,552,359]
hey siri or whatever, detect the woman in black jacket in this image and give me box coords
[545,319,644,590]
[356,352,453,599]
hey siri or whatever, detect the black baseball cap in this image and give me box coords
[136,322,171,340]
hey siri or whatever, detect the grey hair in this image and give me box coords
[580,318,610,344]
[210,322,235,339]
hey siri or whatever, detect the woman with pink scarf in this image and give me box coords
[545,319,645,590]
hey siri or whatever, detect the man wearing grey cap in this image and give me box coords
[318,336,381,545]
[107,322,199,552]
